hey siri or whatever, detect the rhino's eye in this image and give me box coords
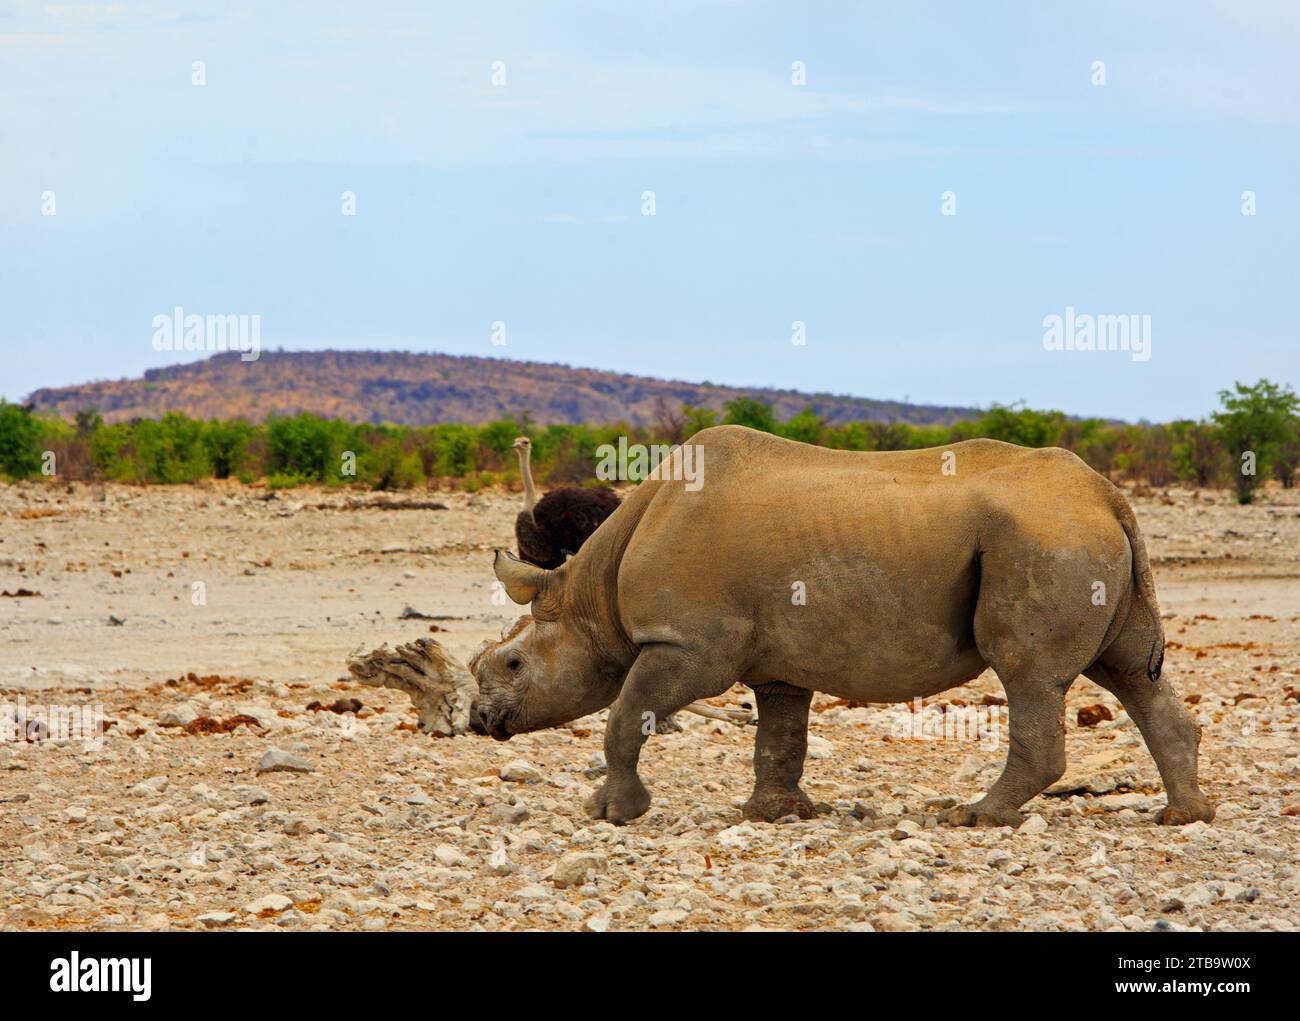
[507,657,522,672]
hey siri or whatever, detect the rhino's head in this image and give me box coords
[469,550,625,741]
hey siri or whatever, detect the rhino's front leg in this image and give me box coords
[743,682,815,822]
[587,644,730,825]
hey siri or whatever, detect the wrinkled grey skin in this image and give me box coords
[472,426,1214,828]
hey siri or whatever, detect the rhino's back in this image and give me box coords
[675,425,1068,482]
[649,425,1097,519]
[620,427,1053,600]
[624,426,1109,563]
[614,426,1123,694]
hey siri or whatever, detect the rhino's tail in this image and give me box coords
[1112,491,1165,682]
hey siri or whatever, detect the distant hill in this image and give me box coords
[25,350,979,427]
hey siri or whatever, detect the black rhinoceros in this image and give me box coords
[472,426,1213,829]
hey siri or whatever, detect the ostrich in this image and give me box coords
[512,436,621,570]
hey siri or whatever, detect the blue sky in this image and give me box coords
[1,1,1297,420]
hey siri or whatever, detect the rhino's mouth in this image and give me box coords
[477,703,515,742]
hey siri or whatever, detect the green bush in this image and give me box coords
[203,419,254,479]
[266,413,352,482]
[266,471,310,490]
[89,414,209,483]
[432,424,477,477]
[478,419,525,460]
[0,401,43,478]
[779,406,825,445]
[964,403,1066,448]
[360,437,426,490]
[723,397,777,433]
[1213,380,1300,503]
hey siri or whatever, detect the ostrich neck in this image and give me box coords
[518,448,537,515]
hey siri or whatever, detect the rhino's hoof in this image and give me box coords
[742,787,815,823]
[586,779,651,825]
[1157,798,1216,826]
[940,803,1023,828]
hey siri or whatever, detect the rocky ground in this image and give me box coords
[1,479,1298,931]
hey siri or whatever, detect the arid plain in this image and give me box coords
[1,480,1297,931]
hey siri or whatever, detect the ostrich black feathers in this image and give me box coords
[515,485,621,569]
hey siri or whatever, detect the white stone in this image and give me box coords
[130,776,169,796]
[553,851,606,888]
[159,704,198,727]
[500,760,543,783]
[257,748,315,774]
[244,894,293,915]
[733,882,777,906]
[1019,813,1048,835]
[717,823,759,850]
[197,911,239,928]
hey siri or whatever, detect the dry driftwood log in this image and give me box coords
[346,638,479,736]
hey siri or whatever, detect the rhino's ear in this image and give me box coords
[493,550,549,604]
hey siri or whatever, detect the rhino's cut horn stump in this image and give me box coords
[347,637,482,736]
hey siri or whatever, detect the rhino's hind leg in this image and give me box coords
[942,674,1069,828]
[587,643,733,825]
[947,531,1126,827]
[743,682,815,822]
[1084,661,1214,825]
